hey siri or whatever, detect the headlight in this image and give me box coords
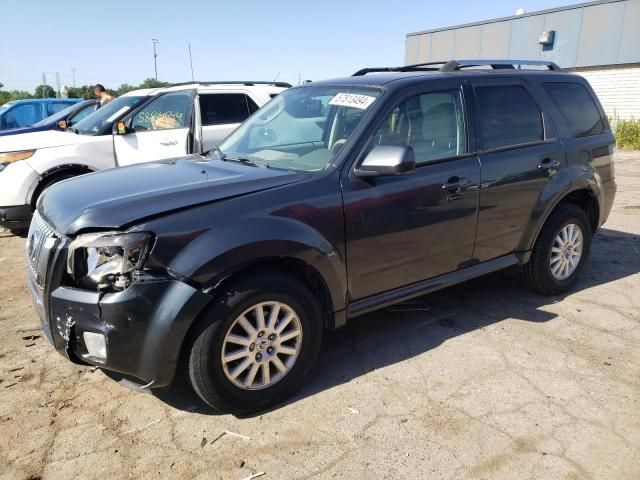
[0,150,36,172]
[66,232,153,291]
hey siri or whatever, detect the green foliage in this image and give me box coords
[615,119,640,150]
[34,84,56,98]
[1,77,173,106]
[138,78,171,89]
[67,85,96,100]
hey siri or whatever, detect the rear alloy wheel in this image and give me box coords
[187,273,322,414]
[523,204,592,295]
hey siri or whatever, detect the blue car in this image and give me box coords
[0,98,83,131]
[0,99,99,137]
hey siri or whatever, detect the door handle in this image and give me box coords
[537,158,561,170]
[160,139,178,146]
[441,177,470,191]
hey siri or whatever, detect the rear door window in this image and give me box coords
[543,82,604,138]
[3,103,39,128]
[199,93,258,125]
[475,85,544,150]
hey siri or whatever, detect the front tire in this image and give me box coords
[523,204,592,295]
[187,273,323,414]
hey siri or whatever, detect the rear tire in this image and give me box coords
[523,204,592,295]
[187,273,323,414]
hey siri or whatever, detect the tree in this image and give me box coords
[138,78,171,89]
[115,83,137,96]
[67,85,95,100]
[34,84,56,98]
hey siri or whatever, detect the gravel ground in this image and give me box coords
[1,152,639,480]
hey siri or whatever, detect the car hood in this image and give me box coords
[0,129,93,152]
[39,156,308,235]
[0,124,50,137]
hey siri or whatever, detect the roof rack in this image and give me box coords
[352,59,562,76]
[170,81,292,88]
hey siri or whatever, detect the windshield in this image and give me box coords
[72,96,146,135]
[31,102,83,127]
[219,86,381,172]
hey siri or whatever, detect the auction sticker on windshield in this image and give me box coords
[329,93,376,110]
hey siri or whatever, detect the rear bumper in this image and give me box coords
[43,277,211,389]
[600,178,617,227]
[0,204,31,230]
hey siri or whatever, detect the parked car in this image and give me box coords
[0,98,82,130]
[0,99,99,137]
[0,82,289,232]
[28,60,616,414]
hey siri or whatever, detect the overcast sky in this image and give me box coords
[0,0,578,92]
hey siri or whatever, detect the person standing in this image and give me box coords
[94,84,114,107]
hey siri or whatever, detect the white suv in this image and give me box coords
[0,81,289,232]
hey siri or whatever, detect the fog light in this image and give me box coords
[83,332,107,362]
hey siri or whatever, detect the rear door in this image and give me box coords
[197,92,259,151]
[471,78,565,262]
[114,90,195,166]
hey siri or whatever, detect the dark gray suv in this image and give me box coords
[28,60,616,414]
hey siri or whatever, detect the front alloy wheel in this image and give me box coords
[187,273,322,414]
[221,301,303,390]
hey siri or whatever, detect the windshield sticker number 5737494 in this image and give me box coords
[329,93,376,110]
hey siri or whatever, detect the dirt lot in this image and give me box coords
[1,152,639,480]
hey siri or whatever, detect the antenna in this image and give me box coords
[188,43,195,82]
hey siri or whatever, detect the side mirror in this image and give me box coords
[56,119,68,130]
[115,121,129,135]
[355,145,415,177]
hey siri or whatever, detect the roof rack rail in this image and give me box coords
[440,59,562,72]
[170,81,292,88]
[352,59,562,76]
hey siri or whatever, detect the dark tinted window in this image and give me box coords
[543,82,604,138]
[476,86,544,150]
[199,94,258,125]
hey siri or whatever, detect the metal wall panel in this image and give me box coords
[618,0,640,64]
[539,8,583,66]
[480,22,511,58]
[576,2,625,66]
[508,15,545,60]
[417,34,432,63]
[406,0,640,68]
[431,30,455,61]
[405,35,420,65]
[454,26,482,59]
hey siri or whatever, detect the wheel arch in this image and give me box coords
[524,184,600,255]
[28,163,96,209]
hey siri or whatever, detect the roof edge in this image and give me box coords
[406,0,625,37]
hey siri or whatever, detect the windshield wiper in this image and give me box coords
[224,156,270,168]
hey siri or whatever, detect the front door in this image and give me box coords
[114,90,195,166]
[470,80,566,262]
[342,83,481,300]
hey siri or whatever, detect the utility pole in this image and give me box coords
[151,38,159,82]
[55,72,61,98]
[188,43,195,82]
[41,73,46,98]
[71,67,76,88]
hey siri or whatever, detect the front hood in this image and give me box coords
[39,156,308,235]
[0,124,49,137]
[0,129,92,152]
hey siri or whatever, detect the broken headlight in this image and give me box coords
[66,232,153,291]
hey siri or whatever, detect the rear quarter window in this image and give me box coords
[543,82,604,138]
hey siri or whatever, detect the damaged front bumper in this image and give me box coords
[45,277,210,388]
[26,212,213,391]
